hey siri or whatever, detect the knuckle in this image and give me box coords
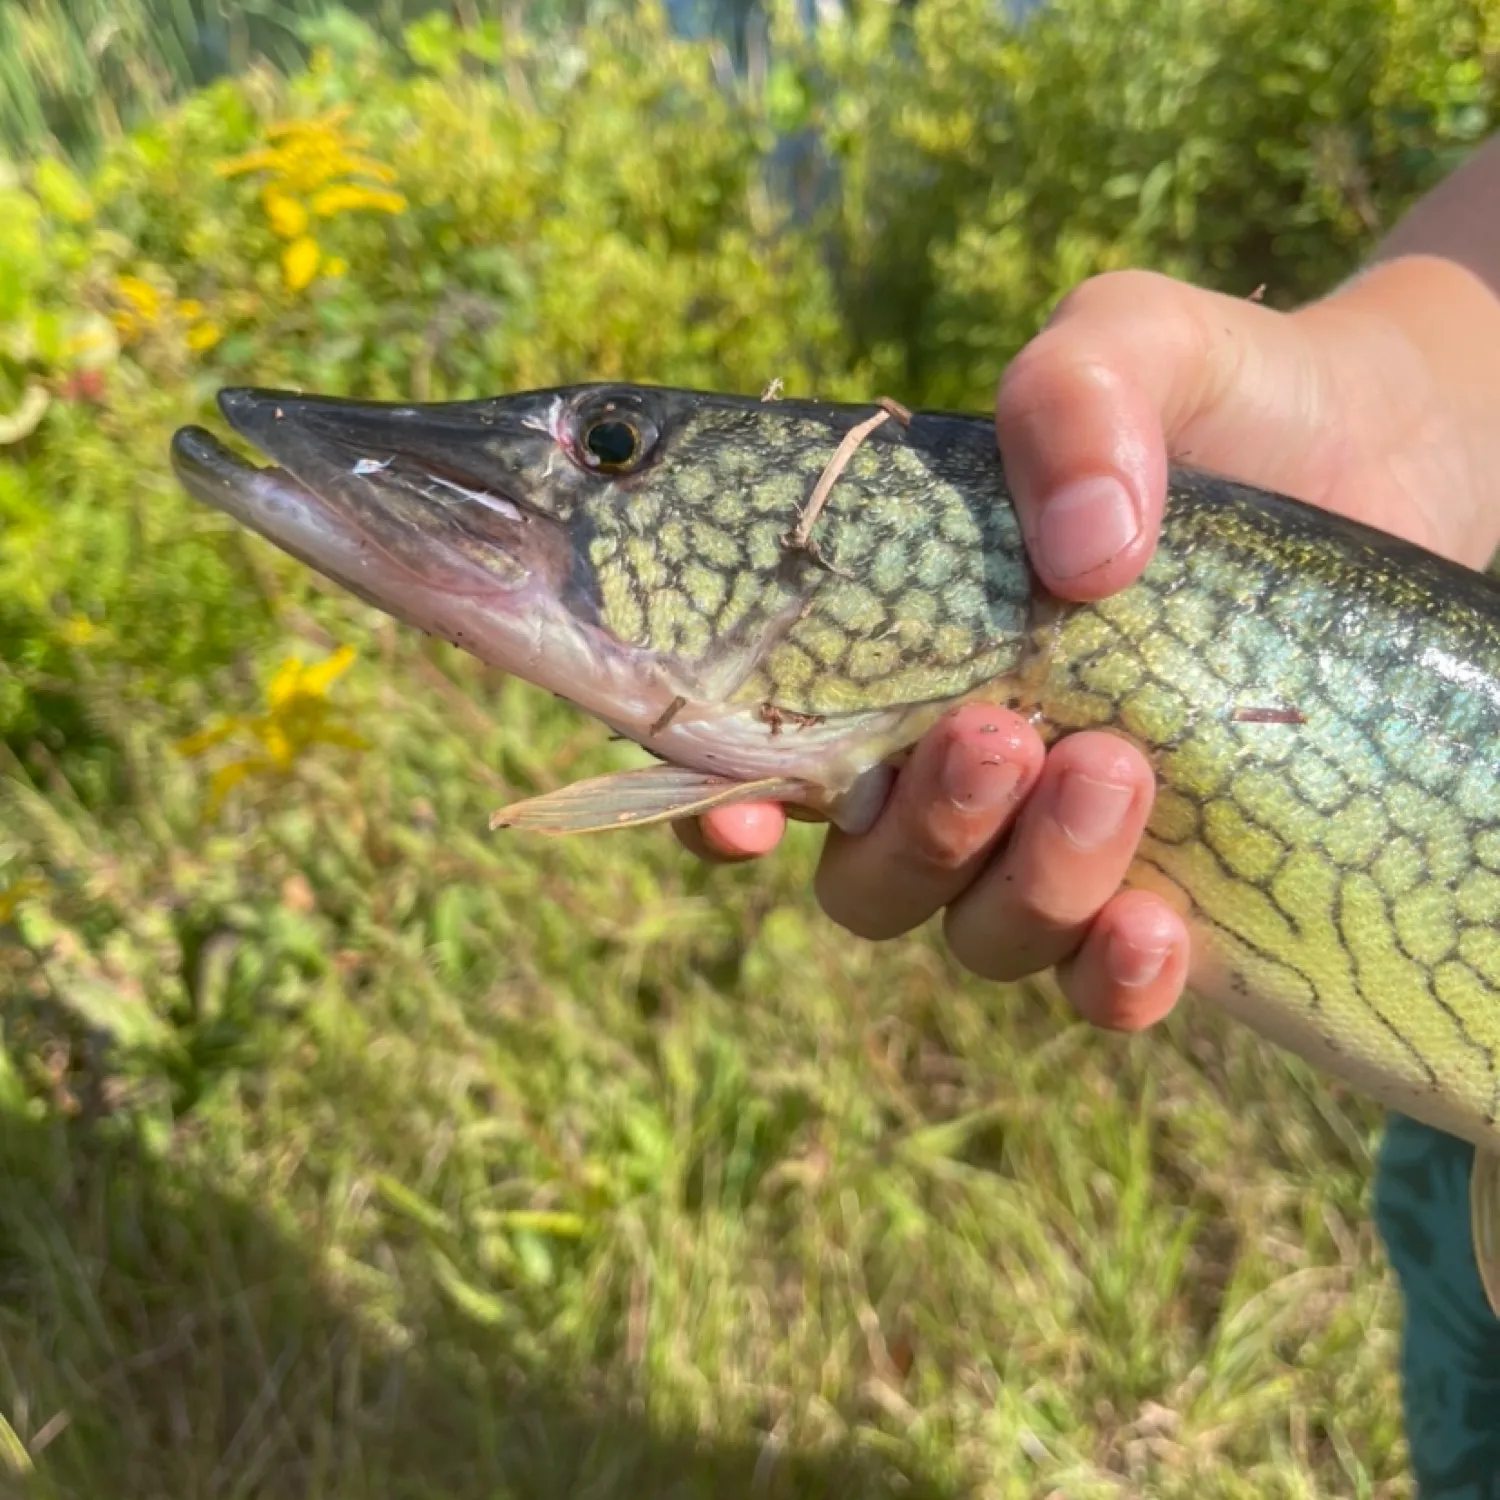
[813,871,905,943]
[1012,880,1080,934]
[908,828,981,876]
[1005,846,1103,931]
[942,909,1039,984]
[1047,269,1176,330]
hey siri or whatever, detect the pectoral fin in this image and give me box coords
[489,767,813,835]
[1471,1146,1500,1318]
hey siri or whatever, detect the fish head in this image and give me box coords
[171,382,1033,827]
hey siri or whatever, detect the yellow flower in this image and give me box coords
[263,187,309,239]
[115,274,163,322]
[310,182,407,217]
[177,645,368,817]
[323,256,349,278]
[215,106,404,276]
[267,644,357,708]
[174,718,244,759]
[327,153,399,185]
[282,235,321,291]
[112,273,170,344]
[0,876,44,926]
[216,146,281,179]
[109,274,223,358]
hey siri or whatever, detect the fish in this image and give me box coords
[170,380,1500,1311]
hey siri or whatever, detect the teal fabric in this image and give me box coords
[1373,1114,1500,1497]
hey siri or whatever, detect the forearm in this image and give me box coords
[1305,134,1500,565]
[1371,131,1500,289]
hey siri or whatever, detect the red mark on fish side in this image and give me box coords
[1231,706,1306,725]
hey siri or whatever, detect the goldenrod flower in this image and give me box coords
[282,235,321,291]
[215,147,282,179]
[111,274,222,359]
[263,188,310,239]
[177,645,368,816]
[310,182,406,217]
[112,273,165,340]
[185,320,223,352]
[215,106,406,295]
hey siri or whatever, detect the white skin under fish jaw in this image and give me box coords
[423,596,907,832]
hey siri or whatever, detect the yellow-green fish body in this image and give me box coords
[170,382,1500,1305]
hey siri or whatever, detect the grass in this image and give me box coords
[0,587,1412,1498]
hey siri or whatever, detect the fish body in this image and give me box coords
[170,382,1500,1303]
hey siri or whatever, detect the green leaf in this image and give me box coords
[429,1249,511,1328]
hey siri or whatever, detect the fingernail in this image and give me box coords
[941,739,1022,814]
[1056,771,1133,849]
[1108,928,1171,989]
[1034,475,1139,583]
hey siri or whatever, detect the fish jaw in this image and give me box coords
[170,419,685,734]
[168,389,917,828]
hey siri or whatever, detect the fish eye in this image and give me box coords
[569,392,661,476]
[583,418,641,470]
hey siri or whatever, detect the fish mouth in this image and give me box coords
[170,387,656,723]
[170,387,569,603]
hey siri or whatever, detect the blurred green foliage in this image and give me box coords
[813,0,1500,400]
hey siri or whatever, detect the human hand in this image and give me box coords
[677,256,1500,1029]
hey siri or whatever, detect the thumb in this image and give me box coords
[996,269,1331,601]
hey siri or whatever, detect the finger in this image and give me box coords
[1054,887,1190,1031]
[943,730,1155,981]
[997,268,1327,601]
[814,703,1045,942]
[673,801,787,864]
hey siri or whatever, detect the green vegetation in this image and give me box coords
[2,1,1498,1493]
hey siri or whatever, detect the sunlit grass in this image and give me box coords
[1,610,1411,1498]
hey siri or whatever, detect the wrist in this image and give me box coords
[1321,253,1500,382]
[1296,254,1500,569]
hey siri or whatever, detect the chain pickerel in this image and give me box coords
[171,382,1500,1307]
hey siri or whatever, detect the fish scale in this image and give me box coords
[1037,482,1500,1149]
[169,380,1500,1309]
